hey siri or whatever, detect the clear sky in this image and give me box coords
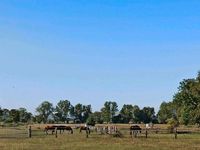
[0,0,200,113]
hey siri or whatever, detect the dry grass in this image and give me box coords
[0,124,200,150]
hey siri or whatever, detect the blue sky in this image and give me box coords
[0,0,200,113]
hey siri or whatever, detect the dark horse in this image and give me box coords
[79,126,90,134]
[130,125,142,135]
[45,125,73,135]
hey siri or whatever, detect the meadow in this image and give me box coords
[0,124,200,150]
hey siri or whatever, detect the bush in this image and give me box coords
[167,118,179,133]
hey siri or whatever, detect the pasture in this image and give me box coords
[0,124,200,150]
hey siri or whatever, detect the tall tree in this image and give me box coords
[18,108,32,123]
[55,100,71,122]
[120,104,134,123]
[1,109,9,122]
[0,107,3,121]
[74,103,84,122]
[173,72,200,125]
[9,109,20,123]
[101,101,118,123]
[36,101,53,123]
[82,105,92,122]
[141,107,155,123]
[92,111,103,124]
[69,105,75,118]
[157,102,174,124]
[132,105,141,123]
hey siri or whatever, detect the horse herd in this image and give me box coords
[44,125,73,134]
[44,125,142,136]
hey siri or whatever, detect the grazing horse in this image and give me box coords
[57,125,73,134]
[45,125,55,134]
[130,125,142,135]
[44,125,73,135]
[79,126,90,134]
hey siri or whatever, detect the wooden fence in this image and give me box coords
[0,125,200,139]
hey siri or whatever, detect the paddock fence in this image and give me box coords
[0,124,200,140]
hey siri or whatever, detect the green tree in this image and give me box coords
[120,104,134,123]
[55,100,71,122]
[35,115,43,123]
[1,109,9,122]
[157,102,174,124]
[86,113,96,126]
[101,101,118,123]
[36,101,53,123]
[9,109,20,123]
[18,108,32,123]
[173,72,200,125]
[0,107,3,121]
[132,105,141,123]
[82,105,92,122]
[74,103,84,122]
[69,105,75,118]
[141,107,155,123]
[92,111,103,124]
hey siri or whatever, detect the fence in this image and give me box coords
[0,126,27,139]
[0,124,200,140]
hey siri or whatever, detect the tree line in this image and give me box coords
[0,100,156,125]
[157,71,200,126]
[0,72,200,126]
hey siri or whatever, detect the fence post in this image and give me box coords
[28,126,32,138]
[145,129,148,138]
[174,128,177,139]
[131,130,134,139]
[134,131,137,138]
[55,127,58,138]
[86,128,89,138]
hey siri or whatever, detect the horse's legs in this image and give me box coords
[45,129,48,135]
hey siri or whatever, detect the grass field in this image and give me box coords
[0,124,200,150]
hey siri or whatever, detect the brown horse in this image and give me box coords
[79,126,90,134]
[45,125,73,135]
[130,125,142,135]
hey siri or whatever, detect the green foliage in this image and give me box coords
[101,101,118,123]
[86,113,96,126]
[54,100,71,122]
[9,109,20,123]
[167,117,179,133]
[158,71,200,126]
[141,107,155,123]
[82,105,92,122]
[36,101,53,123]
[1,71,200,125]
[74,103,83,122]
[132,105,141,123]
[0,109,9,122]
[157,102,174,124]
[18,108,32,123]
[172,72,200,125]
[0,107,32,124]
[71,103,92,123]
[120,104,134,123]
[180,107,190,125]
